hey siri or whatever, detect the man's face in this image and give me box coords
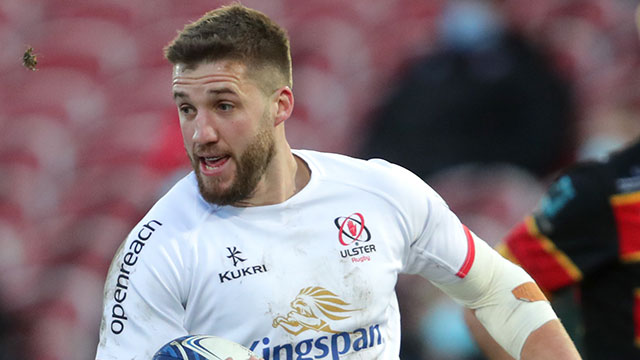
[172,60,276,206]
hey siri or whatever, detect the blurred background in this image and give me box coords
[1,0,639,359]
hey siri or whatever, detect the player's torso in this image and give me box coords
[181,186,409,359]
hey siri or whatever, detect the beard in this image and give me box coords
[192,126,275,206]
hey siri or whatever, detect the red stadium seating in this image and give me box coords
[2,1,639,359]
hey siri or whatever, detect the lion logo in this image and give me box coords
[272,286,359,335]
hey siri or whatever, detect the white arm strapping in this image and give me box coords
[431,234,557,359]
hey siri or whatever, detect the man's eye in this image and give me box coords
[218,103,233,111]
[179,106,195,115]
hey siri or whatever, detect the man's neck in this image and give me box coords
[234,147,310,207]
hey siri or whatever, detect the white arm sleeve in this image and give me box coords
[96,220,188,360]
[431,232,558,359]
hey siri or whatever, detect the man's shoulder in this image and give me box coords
[112,172,206,266]
[130,172,209,239]
[295,149,438,202]
[295,149,417,183]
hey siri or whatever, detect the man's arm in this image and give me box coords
[521,319,579,359]
[432,234,580,359]
[464,308,579,360]
[464,308,513,360]
[96,223,187,360]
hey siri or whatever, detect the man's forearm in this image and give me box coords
[465,309,581,360]
[520,319,581,359]
[464,308,514,360]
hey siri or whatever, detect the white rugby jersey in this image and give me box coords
[96,150,476,360]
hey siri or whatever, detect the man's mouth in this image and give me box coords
[199,155,230,173]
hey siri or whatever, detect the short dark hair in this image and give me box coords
[164,3,292,90]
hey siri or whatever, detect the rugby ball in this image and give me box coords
[152,335,259,360]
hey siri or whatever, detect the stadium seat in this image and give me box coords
[0,0,44,29]
[44,0,171,29]
[29,17,139,79]
[102,66,174,114]
[5,68,108,131]
[0,24,26,74]
[134,16,203,68]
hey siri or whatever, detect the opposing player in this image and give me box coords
[95,4,580,359]
[465,138,640,359]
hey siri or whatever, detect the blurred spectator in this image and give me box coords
[360,0,576,180]
[361,2,579,359]
[578,97,640,162]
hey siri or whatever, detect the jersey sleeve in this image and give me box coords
[95,219,188,360]
[500,163,618,292]
[393,165,474,283]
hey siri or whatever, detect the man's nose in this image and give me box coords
[192,111,219,144]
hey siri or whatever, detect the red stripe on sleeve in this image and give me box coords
[456,224,475,278]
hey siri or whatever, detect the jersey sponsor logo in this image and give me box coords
[250,286,383,359]
[540,175,575,219]
[218,246,268,283]
[109,219,162,335]
[226,246,247,266]
[616,174,640,192]
[250,324,383,360]
[272,286,359,335]
[334,213,376,262]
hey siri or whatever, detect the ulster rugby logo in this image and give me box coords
[334,213,376,262]
[334,213,371,245]
[272,286,358,335]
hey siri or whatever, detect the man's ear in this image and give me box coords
[273,86,294,126]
